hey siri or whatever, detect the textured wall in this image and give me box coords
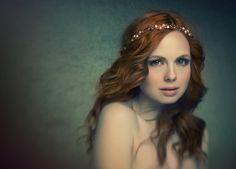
[1,0,236,169]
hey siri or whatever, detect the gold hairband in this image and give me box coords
[130,24,193,42]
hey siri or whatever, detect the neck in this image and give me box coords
[132,92,163,121]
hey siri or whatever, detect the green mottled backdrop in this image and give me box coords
[1,0,235,169]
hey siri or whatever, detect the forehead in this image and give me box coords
[150,31,190,58]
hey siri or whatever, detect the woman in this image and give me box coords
[85,10,208,169]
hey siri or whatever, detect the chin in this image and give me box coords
[158,99,178,105]
[155,95,182,105]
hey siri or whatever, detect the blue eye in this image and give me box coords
[148,59,164,66]
[176,57,191,66]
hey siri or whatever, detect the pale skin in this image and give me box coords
[94,31,208,169]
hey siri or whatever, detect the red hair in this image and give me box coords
[85,10,207,165]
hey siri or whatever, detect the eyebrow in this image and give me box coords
[149,54,191,59]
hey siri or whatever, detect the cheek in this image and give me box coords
[140,69,162,92]
[145,70,162,86]
[179,68,191,84]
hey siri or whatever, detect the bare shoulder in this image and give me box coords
[192,113,209,155]
[202,127,209,155]
[96,101,138,129]
[102,101,135,113]
[96,101,138,135]
[94,101,137,169]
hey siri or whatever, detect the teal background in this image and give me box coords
[1,0,235,169]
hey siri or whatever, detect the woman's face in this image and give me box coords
[140,31,191,104]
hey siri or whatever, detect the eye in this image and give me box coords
[176,57,191,66]
[148,58,164,66]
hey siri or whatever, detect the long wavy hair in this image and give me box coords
[85,10,207,166]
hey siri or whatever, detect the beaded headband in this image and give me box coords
[130,23,193,42]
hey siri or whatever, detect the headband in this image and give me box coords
[130,23,193,42]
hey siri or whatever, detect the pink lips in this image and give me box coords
[160,87,179,96]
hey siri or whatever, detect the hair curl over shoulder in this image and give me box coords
[85,10,207,166]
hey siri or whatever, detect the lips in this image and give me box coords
[160,87,179,90]
[160,87,179,96]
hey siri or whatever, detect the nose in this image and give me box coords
[164,64,177,82]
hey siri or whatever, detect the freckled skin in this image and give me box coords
[140,31,191,104]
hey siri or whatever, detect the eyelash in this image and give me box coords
[148,57,191,67]
[148,59,164,66]
[176,58,191,66]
